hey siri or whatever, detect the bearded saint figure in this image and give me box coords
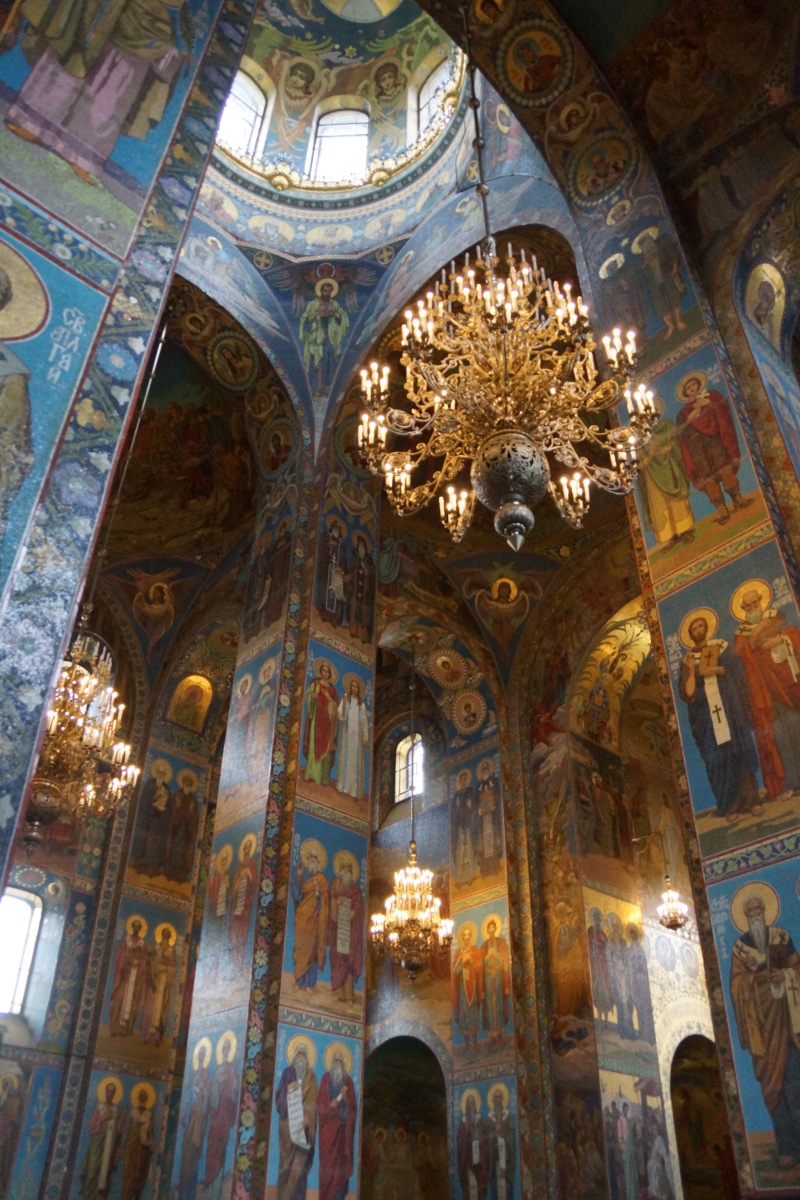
[275,1043,318,1200]
[317,1048,357,1200]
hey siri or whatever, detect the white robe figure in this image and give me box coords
[336,694,369,798]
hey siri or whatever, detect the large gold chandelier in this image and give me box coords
[25,620,139,847]
[370,640,453,980]
[357,9,656,550]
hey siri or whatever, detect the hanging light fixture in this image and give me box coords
[357,5,657,551]
[370,639,454,979]
[632,830,690,932]
[25,613,140,842]
[657,876,689,932]
[21,314,173,851]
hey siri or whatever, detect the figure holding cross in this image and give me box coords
[678,607,762,823]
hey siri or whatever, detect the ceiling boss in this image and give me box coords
[357,5,657,551]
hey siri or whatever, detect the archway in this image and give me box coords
[361,1035,448,1200]
[671,1035,740,1200]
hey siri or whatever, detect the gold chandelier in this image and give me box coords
[370,641,453,979]
[25,619,139,848]
[657,877,689,932]
[357,8,656,550]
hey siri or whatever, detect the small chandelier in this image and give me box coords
[24,614,139,849]
[657,876,689,932]
[357,8,656,551]
[370,640,453,979]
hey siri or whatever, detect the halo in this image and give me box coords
[177,768,198,792]
[652,395,665,416]
[325,513,346,533]
[215,844,234,872]
[154,922,177,946]
[730,579,772,622]
[477,757,495,779]
[315,278,339,297]
[457,920,478,949]
[678,607,719,649]
[96,1075,123,1105]
[606,199,632,226]
[427,648,467,689]
[0,239,50,340]
[324,1040,353,1074]
[311,657,338,686]
[333,850,359,880]
[599,253,625,280]
[352,529,372,550]
[489,1082,510,1109]
[558,100,583,129]
[237,673,253,696]
[631,226,659,254]
[675,370,708,402]
[150,757,173,783]
[192,1036,213,1071]
[460,1087,482,1115]
[342,672,366,700]
[216,1030,238,1064]
[454,767,473,788]
[286,1033,317,1068]
[300,838,327,871]
[239,832,258,862]
[491,576,519,601]
[730,881,780,932]
[125,914,148,938]
[259,657,277,684]
[131,1081,157,1109]
[481,912,504,940]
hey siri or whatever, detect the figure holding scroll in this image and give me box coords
[678,608,762,822]
[275,1037,319,1200]
[328,851,363,1005]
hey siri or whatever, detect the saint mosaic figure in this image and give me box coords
[80,1078,123,1200]
[303,659,339,787]
[275,1037,319,1200]
[587,908,614,1027]
[110,917,149,1038]
[345,532,376,642]
[318,519,348,629]
[141,923,177,1046]
[453,769,479,888]
[457,1090,488,1200]
[203,1033,239,1200]
[732,580,800,801]
[178,1039,212,1200]
[6,0,194,185]
[476,759,503,877]
[299,280,349,392]
[638,397,695,549]
[730,885,800,1169]
[453,921,484,1049]
[337,675,370,799]
[317,1043,357,1200]
[0,262,33,556]
[486,1085,515,1200]
[291,838,329,995]
[674,370,752,525]
[481,916,511,1045]
[605,913,634,1040]
[328,851,363,1004]
[228,834,258,972]
[121,1085,155,1200]
[678,608,762,822]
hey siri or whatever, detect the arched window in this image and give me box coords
[395,733,424,803]
[310,110,369,183]
[418,61,450,134]
[218,70,269,159]
[0,887,43,1014]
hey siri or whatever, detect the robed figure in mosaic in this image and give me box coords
[81,1080,123,1200]
[304,661,339,787]
[731,888,800,1169]
[276,1039,318,1200]
[457,1092,488,1200]
[453,923,483,1049]
[317,1044,357,1200]
[481,918,511,1045]
[7,0,194,183]
[328,852,363,1003]
[291,839,329,994]
[678,610,762,821]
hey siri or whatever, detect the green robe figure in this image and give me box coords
[299,280,349,393]
[638,408,694,549]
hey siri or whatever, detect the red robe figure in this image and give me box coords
[328,855,363,1004]
[734,585,800,800]
[203,1035,239,1200]
[675,372,751,524]
[317,1046,357,1200]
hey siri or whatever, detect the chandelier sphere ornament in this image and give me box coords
[356,4,657,550]
[369,639,454,980]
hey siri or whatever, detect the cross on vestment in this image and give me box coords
[712,703,724,725]
[786,974,800,1004]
